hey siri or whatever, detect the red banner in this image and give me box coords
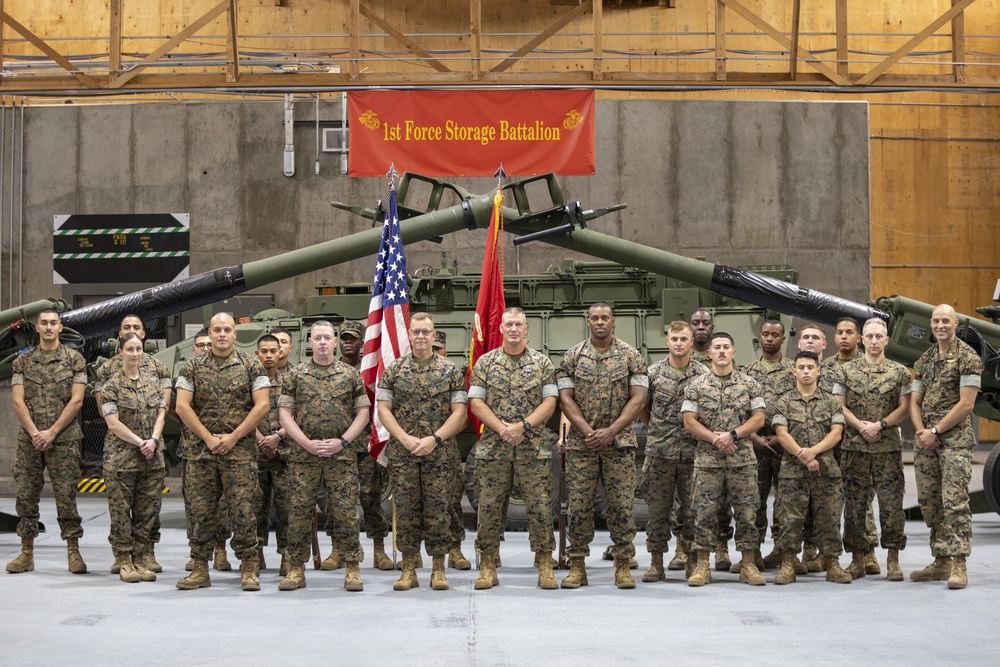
[347,90,594,177]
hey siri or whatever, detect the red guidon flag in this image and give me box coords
[466,188,506,437]
[360,181,411,465]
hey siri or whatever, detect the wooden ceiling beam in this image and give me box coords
[0,10,100,88]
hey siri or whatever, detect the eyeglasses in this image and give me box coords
[501,322,526,330]
[409,329,434,337]
[193,342,212,349]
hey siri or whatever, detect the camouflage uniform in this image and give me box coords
[432,329,467,543]
[256,368,289,552]
[378,354,467,556]
[689,350,735,544]
[771,388,846,556]
[681,371,765,553]
[176,350,270,562]
[279,360,368,564]
[642,358,708,553]
[741,356,795,544]
[557,337,648,561]
[911,338,982,558]
[100,371,166,557]
[833,357,911,553]
[11,344,88,540]
[469,347,557,555]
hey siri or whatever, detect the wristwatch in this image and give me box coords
[879,420,888,430]
[340,437,350,449]
[522,420,532,432]
[433,433,443,446]
[931,426,940,436]
[729,429,739,441]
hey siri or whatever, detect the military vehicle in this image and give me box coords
[2,171,999,526]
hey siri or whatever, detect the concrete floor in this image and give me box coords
[1,491,999,667]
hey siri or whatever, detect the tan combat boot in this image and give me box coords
[729,549,765,574]
[560,556,588,589]
[240,556,260,592]
[910,556,952,582]
[642,552,666,583]
[213,541,232,571]
[615,558,636,589]
[133,557,157,582]
[864,549,881,575]
[430,555,449,591]
[397,552,424,570]
[116,555,140,583]
[176,559,212,589]
[67,538,88,574]
[715,541,731,571]
[372,538,394,571]
[803,543,823,573]
[687,551,711,587]
[667,541,688,571]
[475,553,499,590]
[537,551,557,590]
[6,537,34,574]
[321,543,342,570]
[110,556,123,574]
[947,556,968,590]
[846,551,867,580]
[825,555,852,584]
[762,547,783,570]
[393,555,419,591]
[185,558,196,572]
[685,554,697,579]
[344,561,364,591]
[739,550,766,586]
[449,542,472,570]
[278,563,307,590]
[774,554,797,585]
[886,548,903,581]
[144,545,163,573]
[533,552,558,568]
[793,556,808,575]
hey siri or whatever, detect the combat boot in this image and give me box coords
[615,558,636,589]
[66,538,88,574]
[344,561,364,591]
[393,555,419,591]
[762,547,783,570]
[116,555,140,583]
[278,563,307,590]
[133,558,157,582]
[667,542,688,571]
[739,550,766,586]
[185,558,196,572]
[685,554,696,579]
[537,551,557,590]
[399,553,424,569]
[864,549,881,575]
[715,541,731,571]
[793,556,808,575]
[687,551,711,587]
[774,554,797,585]
[533,552,558,569]
[886,548,903,581]
[213,541,232,571]
[910,556,952,582]
[372,538,394,571]
[803,543,823,572]
[240,556,260,592]
[846,551,867,580]
[642,552,666,582]
[560,556,588,589]
[430,555,449,591]
[824,555,852,584]
[729,549,765,574]
[475,553,499,590]
[449,542,472,570]
[137,548,162,574]
[947,556,967,590]
[6,537,34,573]
[176,560,212,589]
[321,538,342,570]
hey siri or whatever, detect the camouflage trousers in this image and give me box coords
[691,464,759,553]
[183,458,259,562]
[566,447,636,561]
[182,461,232,544]
[450,452,466,544]
[475,457,554,555]
[676,473,733,543]
[341,450,389,541]
[641,455,692,553]
[914,445,973,558]
[14,438,82,540]
[756,449,781,543]
[287,458,362,564]
[774,475,844,556]
[842,450,906,552]
[104,467,164,557]
[255,456,289,550]
[391,454,458,556]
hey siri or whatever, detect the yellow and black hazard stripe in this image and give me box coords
[76,477,170,493]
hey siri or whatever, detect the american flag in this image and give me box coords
[360,181,411,465]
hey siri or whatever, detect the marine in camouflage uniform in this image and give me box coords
[7,309,88,575]
[434,329,470,568]
[771,351,849,584]
[909,304,982,589]
[378,313,468,590]
[833,317,911,580]
[681,332,765,586]
[253,335,289,570]
[469,308,557,589]
[278,321,370,591]
[558,303,648,589]
[174,314,271,591]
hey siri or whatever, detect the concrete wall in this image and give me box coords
[0,97,870,479]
